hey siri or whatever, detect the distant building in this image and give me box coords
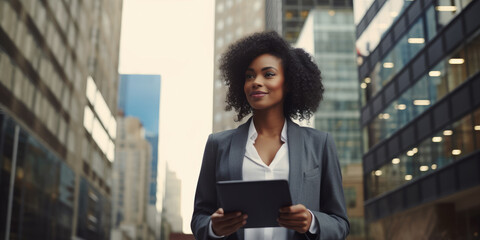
[118,74,161,238]
[118,74,161,205]
[355,0,480,238]
[0,0,122,239]
[162,165,183,236]
[269,0,354,43]
[112,116,155,240]
[296,6,364,239]
[212,0,268,132]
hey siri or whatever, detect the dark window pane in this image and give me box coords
[466,30,480,77]
[474,108,480,149]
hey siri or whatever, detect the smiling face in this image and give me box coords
[243,53,286,113]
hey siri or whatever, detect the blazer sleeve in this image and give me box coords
[310,133,350,240]
[191,134,220,240]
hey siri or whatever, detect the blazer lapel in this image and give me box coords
[287,119,305,205]
[228,119,250,240]
[228,118,251,181]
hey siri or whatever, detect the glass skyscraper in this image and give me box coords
[355,0,480,238]
[296,6,364,239]
[0,0,123,239]
[118,74,161,206]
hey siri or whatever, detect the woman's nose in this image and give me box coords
[252,77,263,87]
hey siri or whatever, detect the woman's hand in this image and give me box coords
[277,204,313,233]
[211,208,248,236]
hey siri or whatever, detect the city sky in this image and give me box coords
[119,0,215,233]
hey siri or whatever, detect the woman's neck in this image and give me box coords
[252,108,285,137]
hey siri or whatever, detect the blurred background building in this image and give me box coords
[119,74,161,207]
[117,74,162,239]
[355,0,480,238]
[111,116,155,240]
[161,165,183,240]
[0,0,122,239]
[212,0,268,132]
[295,3,363,239]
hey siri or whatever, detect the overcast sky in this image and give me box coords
[119,0,215,233]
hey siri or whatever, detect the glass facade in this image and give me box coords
[356,0,413,57]
[311,9,362,168]
[357,0,480,238]
[366,29,480,149]
[0,115,77,239]
[0,0,122,239]
[359,0,475,106]
[76,177,111,240]
[367,107,480,199]
[297,7,365,239]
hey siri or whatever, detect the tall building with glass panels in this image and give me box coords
[278,0,354,43]
[118,74,161,206]
[355,0,480,238]
[296,6,364,239]
[0,0,122,239]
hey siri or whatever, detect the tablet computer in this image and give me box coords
[216,179,292,228]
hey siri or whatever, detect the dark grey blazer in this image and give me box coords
[191,118,350,240]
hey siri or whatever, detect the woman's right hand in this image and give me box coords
[211,208,248,236]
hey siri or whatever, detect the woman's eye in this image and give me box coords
[265,72,275,77]
[245,74,255,79]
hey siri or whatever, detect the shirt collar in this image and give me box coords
[248,119,288,144]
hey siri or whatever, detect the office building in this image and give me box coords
[0,0,122,239]
[355,0,480,238]
[161,165,183,239]
[275,0,354,43]
[118,74,161,207]
[296,6,364,239]
[111,116,155,240]
[213,0,268,132]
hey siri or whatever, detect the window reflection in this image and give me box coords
[353,0,375,24]
[360,0,475,106]
[436,0,462,28]
[428,62,449,102]
[356,0,412,57]
[466,30,480,77]
[411,77,431,118]
[369,19,425,98]
[446,48,467,91]
[451,114,475,160]
[366,107,479,199]
[0,118,75,239]
[366,29,480,149]
[474,108,480,149]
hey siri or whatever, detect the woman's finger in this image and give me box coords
[212,211,243,222]
[278,211,309,220]
[279,204,307,213]
[213,214,247,236]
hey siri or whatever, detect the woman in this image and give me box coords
[191,31,349,240]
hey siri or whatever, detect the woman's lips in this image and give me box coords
[250,91,267,98]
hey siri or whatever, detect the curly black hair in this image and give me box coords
[219,31,324,121]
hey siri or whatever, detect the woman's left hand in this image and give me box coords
[277,204,312,233]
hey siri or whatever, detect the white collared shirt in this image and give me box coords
[209,119,318,239]
[243,119,291,240]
